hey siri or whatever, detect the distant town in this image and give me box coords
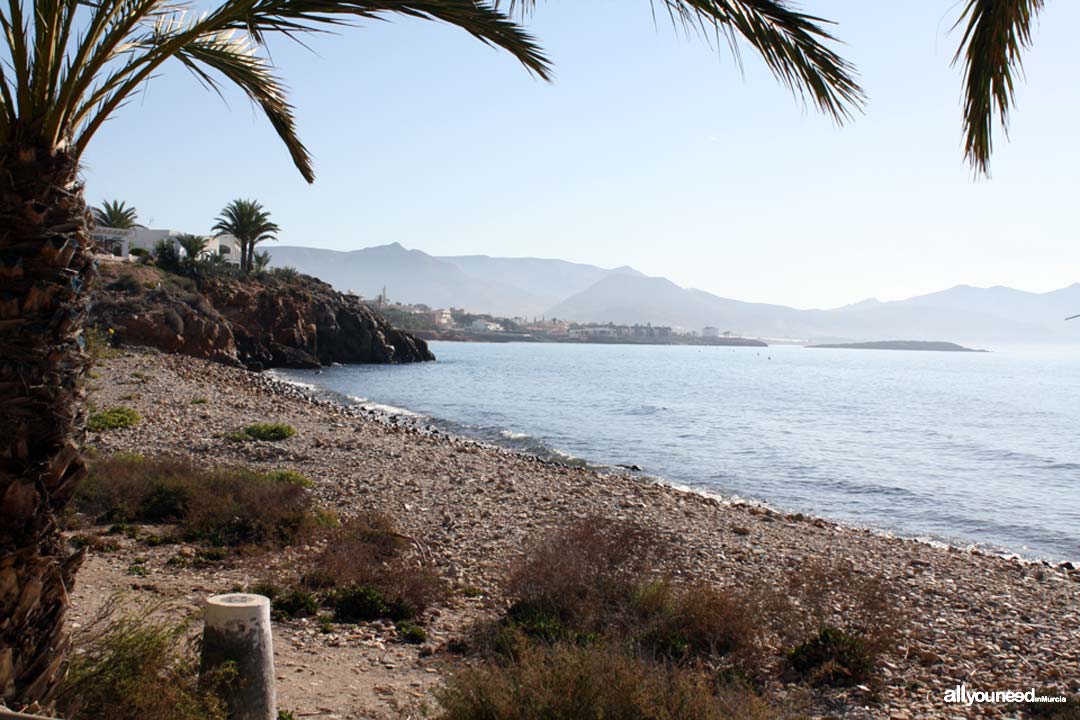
[366,291,767,347]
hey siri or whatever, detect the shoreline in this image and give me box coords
[75,348,1080,719]
[269,367,1072,568]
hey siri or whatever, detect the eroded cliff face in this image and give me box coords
[90,262,434,369]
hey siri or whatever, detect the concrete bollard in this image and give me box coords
[200,593,276,720]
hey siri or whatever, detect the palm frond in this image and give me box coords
[174,28,311,180]
[952,0,1044,176]
[503,0,863,122]
[229,0,551,80]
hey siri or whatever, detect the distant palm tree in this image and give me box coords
[0,0,866,708]
[92,200,138,229]
[252,249,273,273]
[213,200,280,273]
[175,233,210,262]
[952,0,1046,175]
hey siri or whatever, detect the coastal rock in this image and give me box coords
[89,261,434,369]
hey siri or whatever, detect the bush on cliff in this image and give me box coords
[75,454,318,547]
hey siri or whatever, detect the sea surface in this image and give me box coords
[277,342,1080,561]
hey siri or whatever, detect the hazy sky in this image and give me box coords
[83,1,1079,310]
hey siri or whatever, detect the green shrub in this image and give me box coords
[434,643,779,720]
[329,584,414,623]
[56,601,230,720]
[87,406,140,432]
[263,469,313,488]
[76,455,317,547]
[191,397,209,405]
[129,247,148,257]
[242,423,296,441]
[269,266,299,282]
[397,621,427,644]
[272,588,320,620]
[787,626,874,687]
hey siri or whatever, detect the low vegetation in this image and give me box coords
[229,422,297,441]
[56,600,230,720]
[474,518,766,676]
[87,406,140,432]
[250,513,445,628]
[74,454,318,547]
[442,516,907,718]
[435,642,781,720]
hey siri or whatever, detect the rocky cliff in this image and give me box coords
[89,262,434,369]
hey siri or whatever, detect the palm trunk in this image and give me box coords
[0,143,94,709]
[239,237,249,274]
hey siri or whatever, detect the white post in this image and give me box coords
[200,593,276,720]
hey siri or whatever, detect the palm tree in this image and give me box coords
[91,200,139,229]
[252,249,273,273]
[0,0,862,708]
[175,233,211,263]
[952,0,1046,175]
[213,199,280,273]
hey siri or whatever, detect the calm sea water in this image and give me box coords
[278,342,1080,561]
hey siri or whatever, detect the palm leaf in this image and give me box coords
[505,0,864,122]
[952,0,1045,176]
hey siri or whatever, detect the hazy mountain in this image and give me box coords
[439,255,642,302]
[267,242,1079,347]
[266,244,641,318]
[547,274,1079,347]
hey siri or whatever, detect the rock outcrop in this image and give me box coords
[90,262,434,369]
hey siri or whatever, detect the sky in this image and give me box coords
[82,1,1080,310]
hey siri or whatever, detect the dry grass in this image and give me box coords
[776,556,906,686]
[247,513,445,625]
[435,642,784,720]
[56,599,229,720]
[75,454,318,547]
[301,513,444,621]
[477,517,767,677]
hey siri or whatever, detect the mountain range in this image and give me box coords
[267,243,1080,347]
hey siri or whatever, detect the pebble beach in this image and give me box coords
[73,348,1080,719]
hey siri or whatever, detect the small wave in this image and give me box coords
[1045,462,1080,470]
[499,430,531,440]
[358,401,424,418]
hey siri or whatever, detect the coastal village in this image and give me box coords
[89,225,766,346]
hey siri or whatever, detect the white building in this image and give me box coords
[89,226,241,265]
[470,319,503,333]
[90,227,135,256]
[702,326,720,338]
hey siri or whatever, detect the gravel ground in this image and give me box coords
[72,348,1080,719]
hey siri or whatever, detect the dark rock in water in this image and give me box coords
[616,464,642,472]
[90,262,434,369]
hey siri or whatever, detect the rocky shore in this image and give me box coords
[74,349,1080,719]
[89,260,434,369]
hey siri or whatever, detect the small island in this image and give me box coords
[807,340,987,352]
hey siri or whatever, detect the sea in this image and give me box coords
[276,342,1080,562]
